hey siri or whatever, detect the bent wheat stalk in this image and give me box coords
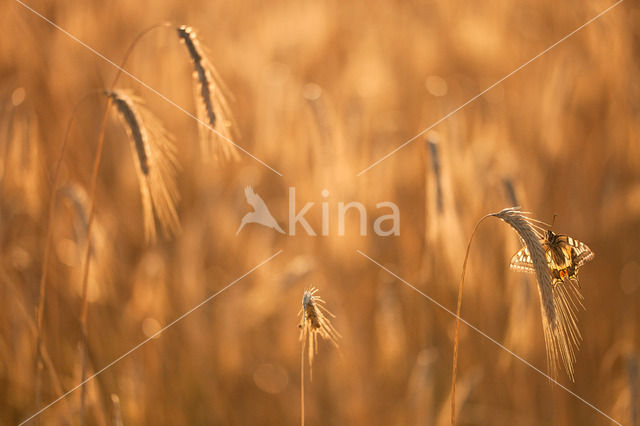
[451,208,583,425]
[76,23,169,424]
[494,208,587,381]
[450,212,492,426]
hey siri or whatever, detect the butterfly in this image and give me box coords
[510,230,594,286]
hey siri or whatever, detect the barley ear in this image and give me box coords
[492,207,584,381]
[177,25,239,163]
[105,90,180,242]
[491,208,556,326]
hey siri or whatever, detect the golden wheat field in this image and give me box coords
[1,0,639,425]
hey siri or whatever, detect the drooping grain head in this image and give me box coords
[177,25,239,163]
[493,208,556,324]
[105,90,180,242]
[494,207,585,380]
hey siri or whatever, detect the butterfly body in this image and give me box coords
[510,229,594,286]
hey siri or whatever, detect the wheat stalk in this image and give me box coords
[629,353,639,426]
[177,25,239,163]
[450,212,492,426]
[32,93,94,422]
[298,286,340,425]
[451,207,585,425]
[105,90,180,242]
[70,24,173,424]
[2,272,73,424]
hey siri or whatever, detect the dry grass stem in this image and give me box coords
[450,212,492,426]
[30,94,89,422]
[177,25,239,163]
[106,90,180,242]
[452,207,590,425]
[2,272,73,425]
[298,286,340,426]
[629,354,639,426]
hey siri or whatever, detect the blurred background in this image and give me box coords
[0,0,638,424]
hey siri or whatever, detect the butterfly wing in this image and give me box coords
[509,246,536,274]
[570,237,594,267]
[557,235,595,267]
[509,232,594,283]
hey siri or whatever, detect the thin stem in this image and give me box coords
[77,21,170,425]
[34,92,94,422]
[450,214,492,426]
[3,270,73,425]
[301,336,306,426]
[79,94,110,426]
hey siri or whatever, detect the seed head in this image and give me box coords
[298,286,340,379]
